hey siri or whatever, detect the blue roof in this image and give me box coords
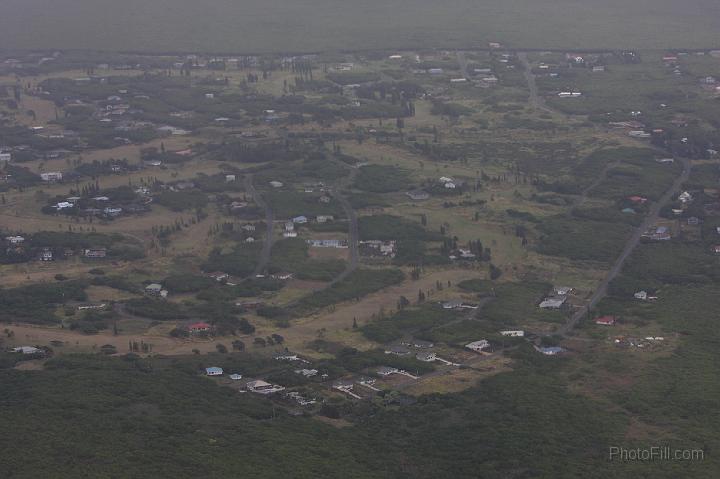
[206,367,223,374]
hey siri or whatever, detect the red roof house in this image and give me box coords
[188,322,211,333]
[595,316,616,326]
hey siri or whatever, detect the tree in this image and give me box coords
[216,343,228,354]
[253,337,267,347]
[232,340,245,351]
[271,334,284,344]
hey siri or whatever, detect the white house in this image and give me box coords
[465,340,490,352]
[269,180,283,188]
[0,152,11,163]
[539,297,566,309]
[40,172,63,182]
[500,330,525,337]
[205,367,223,376]
[12,346,42,355]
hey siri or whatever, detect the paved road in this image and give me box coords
[559,157,691,335]
[329,189,359,286]
[517,52,555,115]
[244,174,275,276]
[456,50,469,79]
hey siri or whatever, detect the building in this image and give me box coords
[83,248,107,258]
[246,380,285,394]
[274,351,299,361]
[416,351,437,362]
[145,283,163,295]
[39,248,53,261]
[295,368,318,377]
[384,345,411,356]
[377,366,400,377]
[553,286,573,296]
[537,346,565,355]
[406,190,429,200]
[465,340,490,352]
[40,171,63,182]
[269,180,283,188]
[208,271,229,282]
[188,322,212,334]
[12,346,42,355]
[229,374,243,380]
[292,215,308,224]
[316,215,334,223]
[5,236,25,245]
[500,330,525,337]
[634,291,648,300]
[539,297,567,309]
[0,152,11,163]
[205,367,223,376]
[595,316,616,326]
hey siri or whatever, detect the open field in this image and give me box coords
[1,0,720,53]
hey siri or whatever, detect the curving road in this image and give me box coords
[244,174,275,276]
[558,156,691,335]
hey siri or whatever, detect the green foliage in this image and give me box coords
[0,281,88,325]
[536,216,632,263]
[203,243,262,277]
[362,305,460,343]
[163,274,216,293]
[354,165,410,193]
[358,214,439,241]
[154,190,208,212]
[295,269,404,313]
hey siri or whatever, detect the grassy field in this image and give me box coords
[1,0,720,53]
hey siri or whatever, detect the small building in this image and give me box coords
[292,215,308,224]
[208,271,229,282]
[145,283,163,295]
[416,351,437,362]
[205,367,223,376]
[634,291,648,300]
[269,180,283,188]
[377,366,400,377]
[385,345,411,356]
[225,175,236,182]
[12,346,42,355]
[83,248,107,258]
[229,373,243,380]
[188,322,212,334]
[500,330,525,337]
[595,316,616,326]
[39,249,53,261]
[465,340,490,353]
[295,368,318,378]
[316,215,334,223]
[246,380,285,394]
[40,172,63,182]
[274,351,299,361]
[553,286,573,296]
[539,297,567,309]
[537,346,565,355]
[5,236,25,245]
[406,190,430,201]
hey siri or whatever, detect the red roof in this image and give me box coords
[628,196,647,203]
[595,316,616,325]
[188,322,211,330]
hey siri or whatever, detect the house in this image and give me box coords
[687,216,701,226]
[241,224,256,232]
[537,346,565,355]
[634,291,648,300]
[246,380,285,394]
[103,207,123,217]
[316,215,334,223]
[465,340,490,352]
[230,201,248,210]
[406,190,430,200]
[145,283,163,295]
[416,351,437,362]
[274,351,300,361]
[284,221,295,231]
[500,330,525,337]
[595,316,616,326]
[558,91,582,98]
[385,345,411,356]
[539,297,567,309]
[377,366,400,377]
[269,180,283,188]
[271,272,293,280]
[188,322,212,334]
[40,172,63,182]
[442,300,463,310]
[295,368,318,377]
[5,236,25,245]
[0,152,11,163]
[714,245,720,255]
[292,215,308,224]
[229,373,243,380]
[553,286,573,296]
[205,367,223,376]
[319,195,331,204]
[39,248,53,261]
[678,191,693,203]
[410,339,434,349]
[12,346,42,355]
[225,174,236,182]
[283,231,298,238]
[208,271,229,282]
[244,237,255,243]
[83,248,107,258]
